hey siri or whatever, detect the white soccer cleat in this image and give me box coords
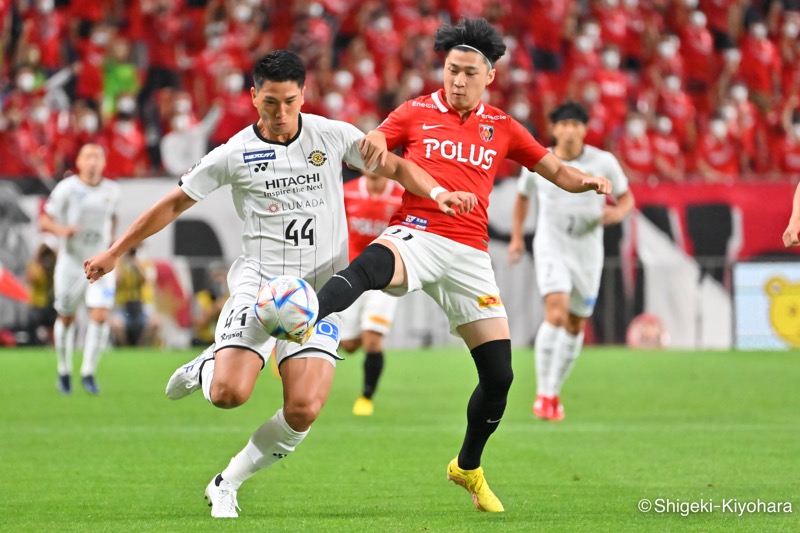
[165,345,215,400]
[204,474,240,518]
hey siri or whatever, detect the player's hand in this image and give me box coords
[783,219,800,247]
[435,190,477,216]
[359,131,388,169]
[583,176,612,195]
[84,250,119,283]
[508,238,525,265]
[62,225,79,238]
[602,205,626,226]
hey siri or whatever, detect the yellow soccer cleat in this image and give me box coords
[352,396,374,416]
[446,458,505,512]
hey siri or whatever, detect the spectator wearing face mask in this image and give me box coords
[681,10,715,115]
[102,95,148,178]
[18,0,68,73]
[778,19,800,96]
[209,70,257,150]
[565,31,601,97]
[596,45,630,134]
[739,20,782,112]
[697,115,740,181]
[74,24,113,108]
[778,120,800,177]
[702,0,743,51]
[580,82,612,149]
[646,35,684,91]
[650,115,686,180]
[526,0,575,72]
[102,36,140,119]
[656,74,697,150]
[616,115,656,182]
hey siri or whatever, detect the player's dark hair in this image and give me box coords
[253,50,306,89]
[549,102,590,124]
[433,17,506,68]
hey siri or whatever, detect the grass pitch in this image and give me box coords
[1,346,798,532]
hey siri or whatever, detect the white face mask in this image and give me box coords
[17,72,35,92]
[792,123,800,139]
[91,31,110,46]
[689,11,707,28]
[665,76,681,92]
[731,85,748,102]
[226,73,245,93]
[510,69,528,84]
[626,119,645,137]
[233,4,252,22]
[684,0,699,8]
[308,2,323,17]
[710,120,727,139]
[374,16,392,31]
[784,21,799,39]
[117,97,136,114]
[174,98,192,114]
[576,35,594,54]
[582,86,600,104]
[656,116,672,134]
[584,23,601,41]
[323,92,344,112]
[406,74,424,94]
[37,0,54,13]
[171,114,191,131]
[606,0,619,7]
[601,50,620,70]
[81,114,99,133]
[510,102,531,121]
[357,59,375,76]
[624,0,638,8]
[751,23,767,40]
[657,41,676,59]
[208,36,223,50]
[32,106,49,124]
[721,105,737,121]
[333,70,354,90]
[724,48,741,65]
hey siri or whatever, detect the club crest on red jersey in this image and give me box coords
[479,124,494,142]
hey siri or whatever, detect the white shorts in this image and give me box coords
[213,257,342,367]
[54,255,116,316]
[339,289,399,340]
[378,226,506,336]
[534,231,603,317]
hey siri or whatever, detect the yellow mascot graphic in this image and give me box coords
[764,277,800,348]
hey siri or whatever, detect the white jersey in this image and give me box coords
[179,114,369,290]
[44,176,121,260]
[518,145,629,242]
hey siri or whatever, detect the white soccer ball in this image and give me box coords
[254,276,319,341]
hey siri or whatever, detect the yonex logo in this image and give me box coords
[273,452,287,459]
[254,163,268,172]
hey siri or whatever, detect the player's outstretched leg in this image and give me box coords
[165,344,215,399]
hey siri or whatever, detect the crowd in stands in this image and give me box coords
[2,0,800,183]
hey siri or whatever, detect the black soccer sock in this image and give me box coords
[316,244,395,320]
[457,339,513,471]
[362,351,384,399]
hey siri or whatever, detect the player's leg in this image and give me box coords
[534,292,569,418]
[353,289,398,415]
[53,314,77,394]
[80,271,116,394]
[52,257,86,394]
[208,319,340,518]
[549,312,588,404]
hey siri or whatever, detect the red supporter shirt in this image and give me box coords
[681,26,714,83]
[779,138,800,174]
[698,133,740,177]
[344,177,404,260]
[377,90,549,251]
[740,36,781,93]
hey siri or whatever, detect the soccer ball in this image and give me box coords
[254,276,319,341]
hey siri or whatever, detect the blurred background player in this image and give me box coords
[25,240,57,345]
[509,102,634,421]
[110,247,160,347]
[313,18,611,513]
[39,144,120,394]
[784,182,800,247]
[340,169,404,416]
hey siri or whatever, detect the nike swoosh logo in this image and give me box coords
[487,418,502,424]
[422,124,443,130]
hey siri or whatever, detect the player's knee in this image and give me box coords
[472,339,513,398]
[339,339,360,353]
[283,398,324,428]
[209,381,251,409]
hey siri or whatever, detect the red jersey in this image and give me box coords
[378,90,548,250]
[344,177,404,260]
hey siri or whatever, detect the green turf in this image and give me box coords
[1,346,798,532]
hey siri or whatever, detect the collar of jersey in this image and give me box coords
[431,90,485,116]
[252,114,303,146]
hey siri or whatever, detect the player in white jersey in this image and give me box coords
[83,50,475,519]
[39,144,120,395]
[508,102,635,421]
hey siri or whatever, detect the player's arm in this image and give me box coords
[372,152,477,216]
[533,153,612,194]
[508,193,530,265]
[85,187,197,281]
[783,182,800,247]
[39,212,78,238]
[602,190,635,226]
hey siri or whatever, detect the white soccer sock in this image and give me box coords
[534,320,562,397]
[550,330,584,396]
[81,320,109,377]
[201,358,215,403]
[221,408,309,489]
[54,319,76,375]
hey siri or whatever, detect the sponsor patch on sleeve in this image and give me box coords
[477,295,503,308]
[243,150,277,163]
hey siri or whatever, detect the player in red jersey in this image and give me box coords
[340,171,404,416]
[310,18,612,512]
